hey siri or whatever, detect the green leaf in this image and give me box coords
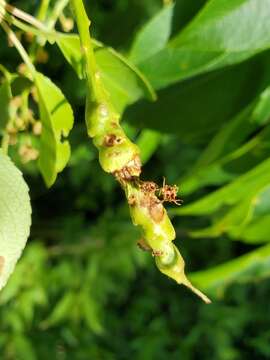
[12,335,36,360]
[191,87,270,171]
[174,156,270,216]
[95,48,156,113]
[228,185,270,243]
[56,34,101,80]
[129,3,174,64]
[0,151,31,291]
[136,129,162,164]
[180,165,235,197]
[81,291,103,334]
[189,197,254,239]
[0,80,12,132]
[180,90,270,196]
[35,72,74,187]
[173,0,270,52]
[185,157,270,238]
[190,243,270,296]
[183,133,270,239]
[127,55,263,139]
[56,34,82,77]
[41,292,75,328]
[56,34,156,113]
[138,0,270,89]
[251,185,270,218]
[239,215,270,244]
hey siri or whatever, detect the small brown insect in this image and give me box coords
[140,181,158,194]
[160,178,182,205]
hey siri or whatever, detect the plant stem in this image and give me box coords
[36,0,50,21]
[0,0,49,33]
[70,0,210,303]
[1,10,56,40]
[70,0,99,100]
[0,21,35,77]
[47,0,69,29]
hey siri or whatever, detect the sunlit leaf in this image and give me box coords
[136,129,162,164]
[190,86,270,171]
[174,157,270,216]
[228,185,270,243]
[239,215,270,244]
[190,243,270,296]
[129,3,174,64]
[95,48,156,113]
[35,72,74,187]
[127,55,264,138]
[56,34,156,113]
[180,94,270,196]
[138,0,270,89]
[0,151,31,291]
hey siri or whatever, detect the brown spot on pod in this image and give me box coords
[110,121,119,129]
[137,238,152,252]
[125,155,141,178]
[114,167,133,181]
[0,256,5,275]
[114,155,142,181]
[152,249,164,257]
[128,194,136,206]
[133,155,142,173]
[103,134,124,147]
[149,200,164,223]
[139,193,150,208]
[138,191,164,223]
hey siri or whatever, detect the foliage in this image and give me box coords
[1,0,270,358]
[0,151,31,290]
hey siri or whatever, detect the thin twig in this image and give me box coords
[71,0,100,99]
[0,0,49,33]
[36,0,50,22]
[47,0,69,29]
[0,20,35,77]
[2,10,57,41]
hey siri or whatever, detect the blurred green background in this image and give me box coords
[1,0,270,359]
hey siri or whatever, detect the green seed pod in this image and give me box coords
[98,138,140,174]
[86,97,141,174]
[127,184,211,303]
[72,0,210,302]
[128,185,175,250]
[156,244,211,303]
